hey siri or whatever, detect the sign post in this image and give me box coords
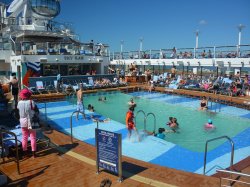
[96,128,122,182]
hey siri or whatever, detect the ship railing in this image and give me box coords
[13,41,109,57]
[111,44,250,60]
[1,17,74,33]
[217,169,250,187]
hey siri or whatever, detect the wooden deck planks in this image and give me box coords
[0,128,222,186]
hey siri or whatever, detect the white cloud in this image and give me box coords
[199,20,207,25]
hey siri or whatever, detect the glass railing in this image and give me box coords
[112,45,250,60]
[8,41,110,56]
[1,17,74,34]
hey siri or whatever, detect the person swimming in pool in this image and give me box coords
[90,113,110,123]
[145,127,175,139]
[92,117,110,123]
[87,104,95,112]
[167,117,179,132]
[166,117,173,126]
[204,119,216,130]
[98,96,106,102]
[128,98,136,108]
[155,128,166,139]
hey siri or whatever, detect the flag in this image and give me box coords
[26,61,41,72]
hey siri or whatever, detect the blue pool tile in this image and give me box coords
[115,128,129,140]
[37,101,70,108]
[123,136,176,162]
[85,137,96,145]
[240,113,250,119]
[150,145,203,172]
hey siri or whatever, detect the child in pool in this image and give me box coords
[167,117,179,132]
[204,119,216,129]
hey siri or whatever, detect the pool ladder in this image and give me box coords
[135,110,156,133]
[203,136,234,180]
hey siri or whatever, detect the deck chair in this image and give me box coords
[36,81,48,94]
[163,72,168,79]
[153,76,159,82]
[87,77,94,89]
[36,81,44,90]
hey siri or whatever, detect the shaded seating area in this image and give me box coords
[0,126,50,174]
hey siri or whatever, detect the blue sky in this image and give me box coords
[49,1,249,51]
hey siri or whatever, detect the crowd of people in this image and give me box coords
[147,68,250,97]
[115,47,249,60]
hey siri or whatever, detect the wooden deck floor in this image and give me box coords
[1,127,233,187]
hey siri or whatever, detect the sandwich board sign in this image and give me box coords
[95,128,122,182]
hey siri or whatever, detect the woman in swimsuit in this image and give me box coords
[199,96,208,110]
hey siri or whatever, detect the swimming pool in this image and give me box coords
[39,91,250,175]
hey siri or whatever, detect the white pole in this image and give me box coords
[195,31,199,49]
[139,37,143,59]
[237,24,245,57]
[140,39,143,52]
[238,30,241,46]
[120,40,124,53]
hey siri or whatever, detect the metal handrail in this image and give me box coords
[70,111,85,143]
[203,136,234,175]
[217,169,250,186]
[209,97,221,113]
[135,110,146,130]
[0,130,20,174]
[145,113,156,133]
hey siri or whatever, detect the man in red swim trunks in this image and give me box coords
[126,106,139,141]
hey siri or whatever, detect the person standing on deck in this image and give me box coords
[9,75,19,109]
[90,40,94,54]
[17,89,37,158]
[76,83,86,120]
[171,65,177,78]
[125,106,140,141]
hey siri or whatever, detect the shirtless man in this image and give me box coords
[9,75,19,109]
[171,66,176,78]
[76,83,86,120]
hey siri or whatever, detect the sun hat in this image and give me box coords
[19,89,32,100]
[208,119,212,124]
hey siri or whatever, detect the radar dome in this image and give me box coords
[30,0,60,17]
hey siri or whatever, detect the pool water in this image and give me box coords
[72,91,250,152]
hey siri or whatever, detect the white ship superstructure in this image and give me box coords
[0,0,110,87]
[110,45,250,76]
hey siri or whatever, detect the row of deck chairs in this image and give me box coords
[172,78,246,97]
[29,77,128,96]
[148,74,248,97]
